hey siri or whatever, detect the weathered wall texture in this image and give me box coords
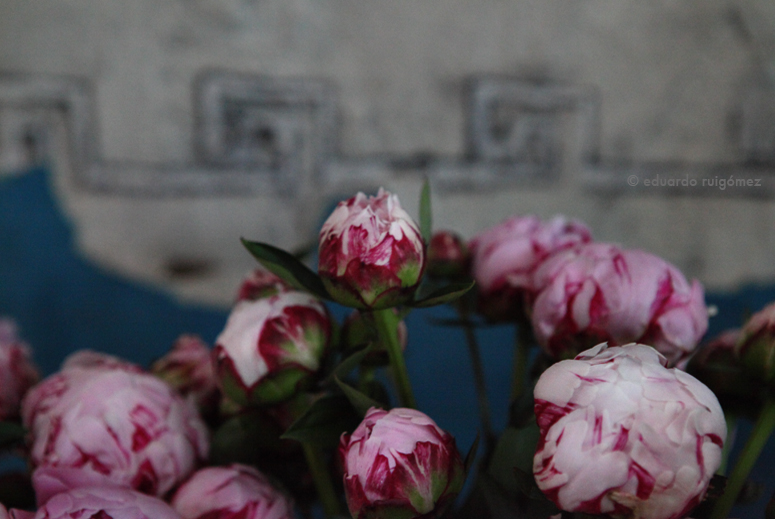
[2,0,775,306]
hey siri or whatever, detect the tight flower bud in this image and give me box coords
[151,335,220,420]
[0,318,39,421]
[427,231,469,279]
[214,291,331,406]
[530,243,708,365]
[22,365,209,504]
[171,464,295,519]
[468,215,591,321]
[339,407,465,519]
[27,487,181,519]
[236,269,290,302]
[318,189,425,309]
[533,343,726,519]
[736,302,775,385]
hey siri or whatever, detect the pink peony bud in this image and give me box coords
[0,318,39,421]
[151,334,220,419]
[735,302,775,385]
[22,365,209,504]
[213,291,332,406]
[468,215,592,321]
[339,407,465,519]
[318,189,426,309]
[236,269,291,302]
[530,243,708,365]
[427,230,470,279]
[26,486,181,519]
[171,464,295,519]
[533,343,726,519]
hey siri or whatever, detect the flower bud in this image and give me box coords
[171,464,295,519]
[533,343,726,519]
[22,365,209,504]
[214,291,332,406]
[736,302,775,385]
[151,335,220,420]
[318,189,425,309]
[427,231,469,279]
[530,243,708,365]
[0,318,39,421]
[468,215,591,321]
[27,487,181,519]
[341,309,408,366]
[236,269,290,302]
[339,407,465,519]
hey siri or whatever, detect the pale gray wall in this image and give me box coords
[2,0,775,306]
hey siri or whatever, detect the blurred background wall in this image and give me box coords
[2,0,775,307]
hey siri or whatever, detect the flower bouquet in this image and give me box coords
[0,183,773,519]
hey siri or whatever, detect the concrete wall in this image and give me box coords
[2,0,775,306]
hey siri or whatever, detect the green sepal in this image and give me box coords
[419,178,432,246]
[240,239,330,300]
[281,394,362,448]
[334,376,384,416]
[410,280,476,308]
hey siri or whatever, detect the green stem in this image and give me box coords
[459,308,495,452]
[302,442,342,518]
[510,320,532,403]
[718,412,737,476]
[373,308,417,408]
[710,398,775,519]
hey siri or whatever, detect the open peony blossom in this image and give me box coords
[533,343,726,519]
[22,364,209,504]
[171,464,295,519]
[24,486,181,519]
[530,243,708,365]
[214,291,331,406]
[0,318,39,421]
[318,189,425,309]
[468,215,592,321]
[339,407,465,519]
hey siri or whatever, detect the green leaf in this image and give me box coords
[281,394,361,448]
[410,280,476,308]
[240,239,330,300]
[325,342,375,383]
[210,410,286,466]
[419,178,432,245]
[334,376,384,416]
[488,421,541,499]
[0,421,25,450]
[464,433,480,474]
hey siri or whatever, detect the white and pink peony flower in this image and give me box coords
[22,363,209,504]
[530,243,708,365]
[23,486,181,519]
[533,343,726,519]
[468,215,592,321]
[339,407,465,519]
[318,189,425,309]
[171,464,295,519]
[213,291,332,406]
